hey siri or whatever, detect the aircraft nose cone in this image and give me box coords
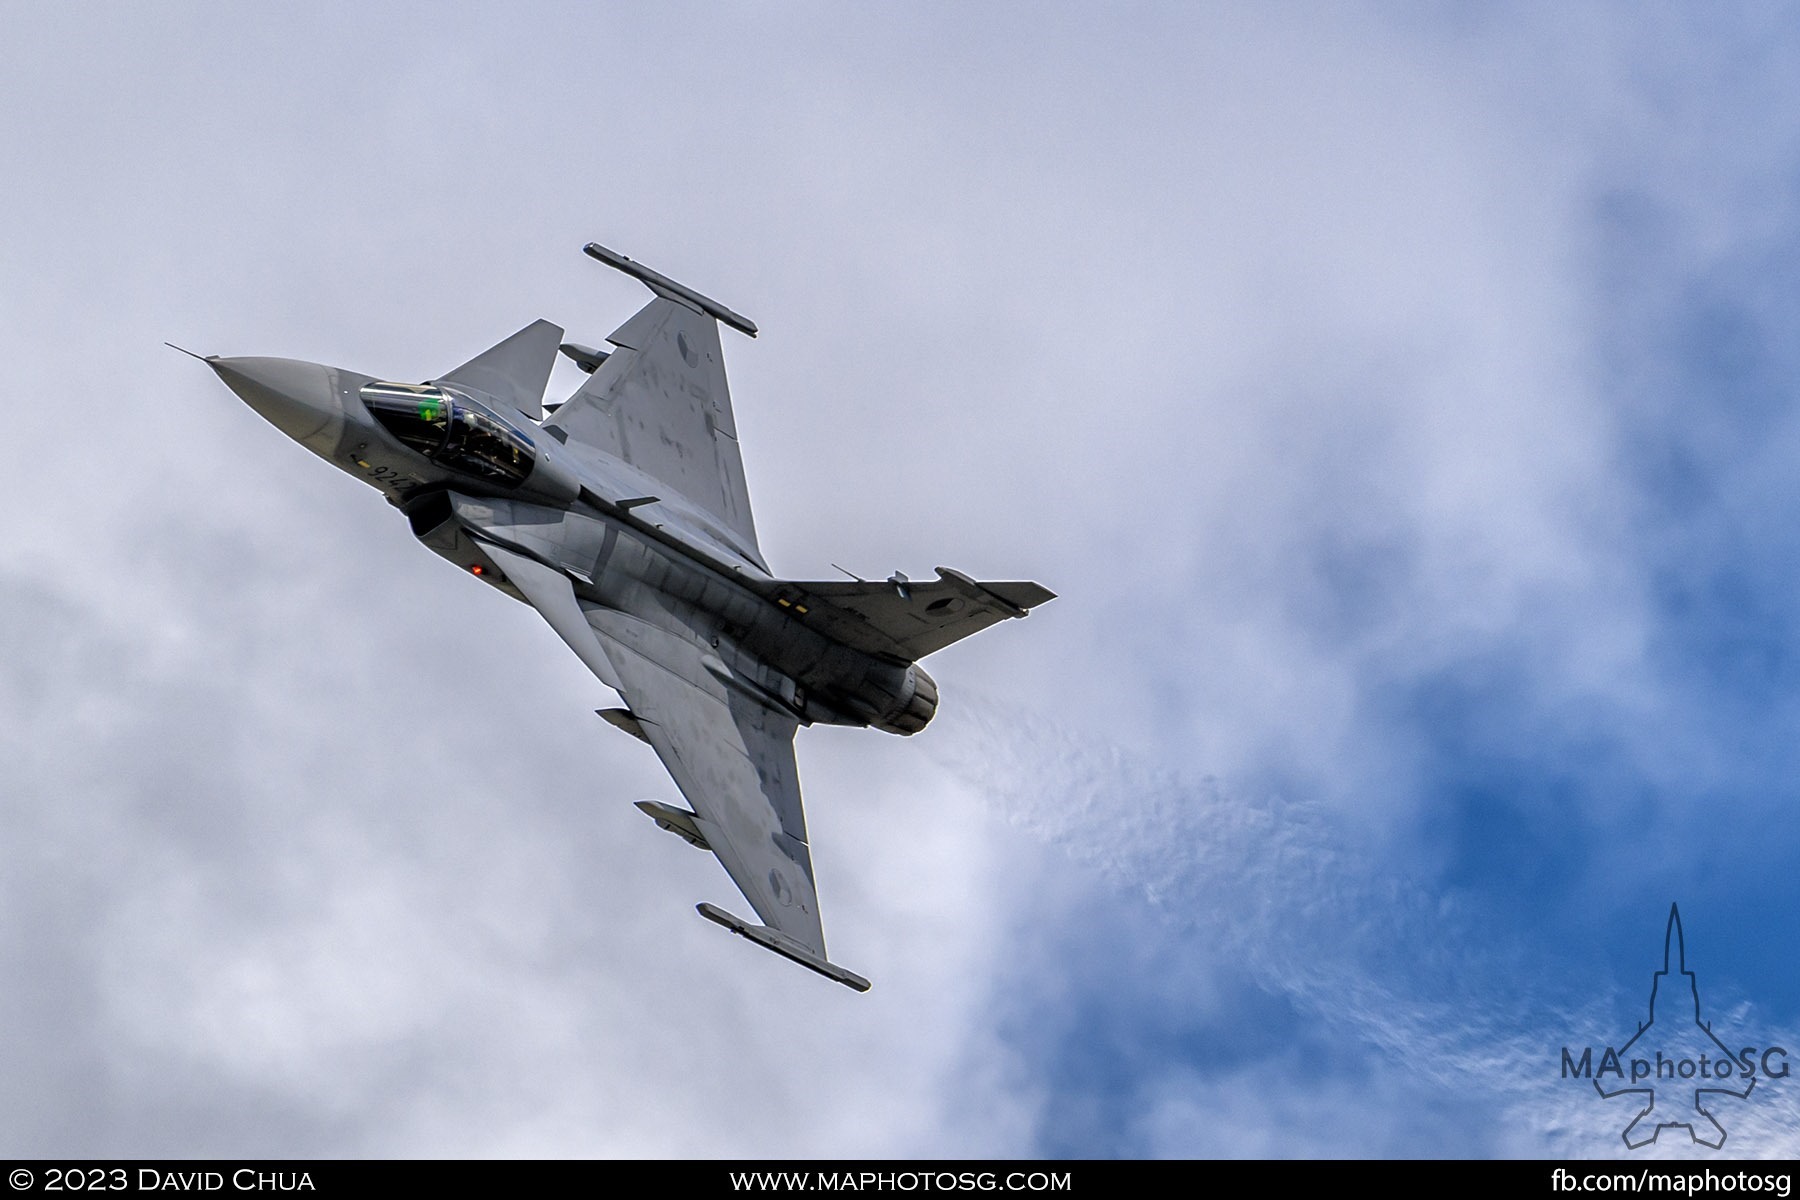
[210,356,343,448]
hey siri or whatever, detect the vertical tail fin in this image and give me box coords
[768,568,1055,661]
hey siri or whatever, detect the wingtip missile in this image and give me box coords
[696,903,871,992]
[583,242,759,338]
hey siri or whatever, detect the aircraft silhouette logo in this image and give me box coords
[1592,905,1754,1149]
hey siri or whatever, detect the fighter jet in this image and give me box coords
[185,244,1052,991]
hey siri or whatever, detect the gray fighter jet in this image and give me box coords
[185,244,1052,991]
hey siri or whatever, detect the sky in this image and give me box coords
[3,1,1800,1160]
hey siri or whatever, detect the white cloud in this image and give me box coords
[5,0,1800,1161]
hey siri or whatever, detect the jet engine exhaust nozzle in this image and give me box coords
[873,664,938,736]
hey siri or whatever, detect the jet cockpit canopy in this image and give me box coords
[361,381,536,487]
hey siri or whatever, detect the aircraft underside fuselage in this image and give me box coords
[411,489,938,735]
[224,357,935,736]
